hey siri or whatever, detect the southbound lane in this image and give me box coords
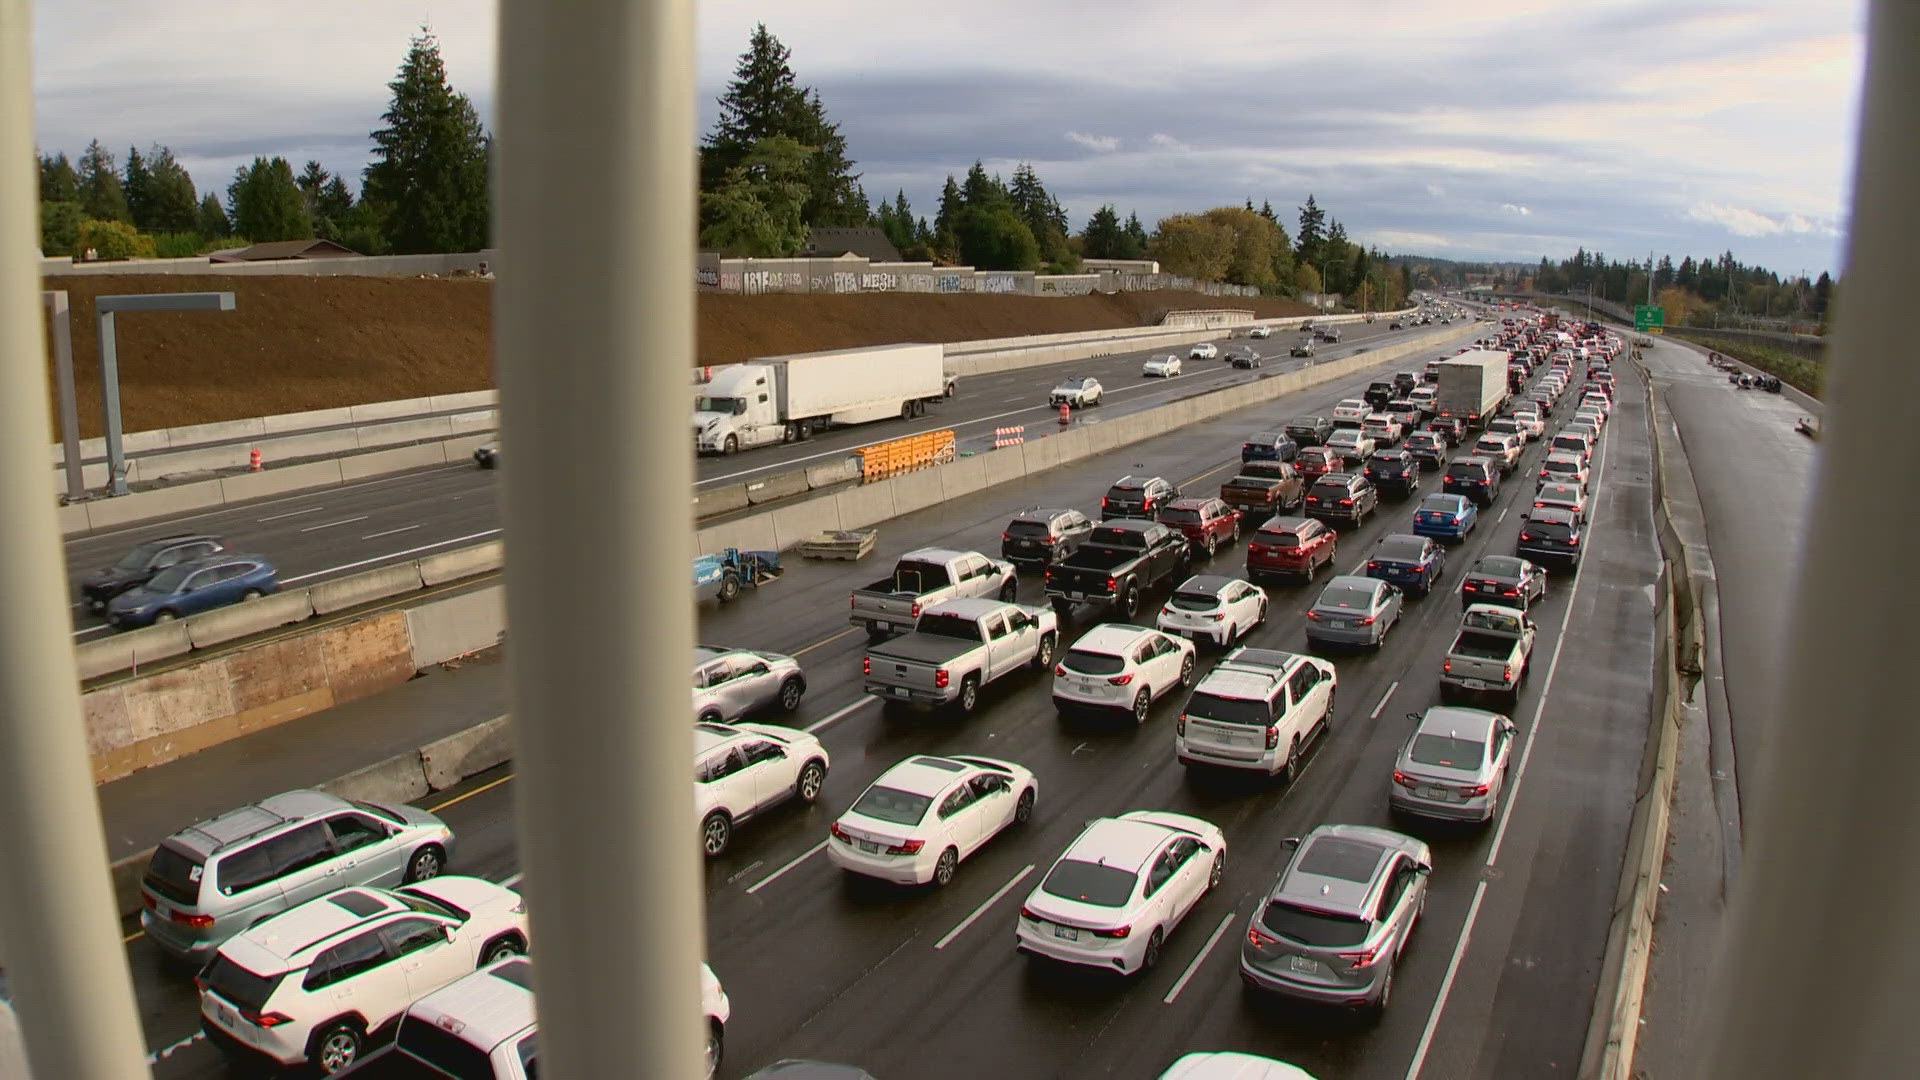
[134,324,1661,1079]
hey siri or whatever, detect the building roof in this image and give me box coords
[208,239,359,263]
[805,226,900,262]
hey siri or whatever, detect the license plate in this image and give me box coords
[1054,924,1080,942]
[893,687,910,698]
[1463,678,1488,690]
[874,621,889,633]
[1418,785,1448,800]
[1066,591,1084,600]
[857,840,882,854]
[1289,955,1318,975]
[155,901,172,920]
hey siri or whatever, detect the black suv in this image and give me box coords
[1363,381,1395,409]
[79,533,227,612]
[1443,458,1501,508]
[1363,450,1422,497]
[1001,507,1095,568]
[1392,372,1419,395]
[1516,506,1583,568]
[1286,416,1334,446]
[1102,475,1181,520]
[1303,473,1379,527]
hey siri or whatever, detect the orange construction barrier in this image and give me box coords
[248,448,262,472]
[1059,403,1071,425]
[858,429,956,482]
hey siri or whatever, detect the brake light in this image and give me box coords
[1460,782,1491,797]
[886,839,925,856]
[1519,533,1532,542]
[1102,497,1111,508]
[1306,610,1322,621]
[1002,532,1011,541]
[1176,714,1187,735]
[244,1010,297,1028]
[935,669,950,689]
[1106,577,1118,592]
[1338,944,1387,968]
[862,657,871,675]
[1367,561,1380,570]
[1535,501,1545,508]
[173,911,215,929]
[1265,725,1280,749]
[1358,614,1376,625]
[1089,924,1132,939]
[1393,770,1421,789]
[1249,543,1269,554]
[1108,673,1135,686]
[1569,536,1580,545]
[1020,906,1043,922]
[1503,664,1514,682]
[1054,664,1067,677]
[142,893,156,911]
[1207,613,1224,621]
[1248,926,1277,949]
[1502,588,1518,597]
[1443,658,1452,673]
[910,601,921,619]
[1339,498,1354,506]
[830,822,850,841]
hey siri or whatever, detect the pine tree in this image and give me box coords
[703,25,863,227]
[1295,194,1325,268]
[144,146,200,232]
[77,140,130,223]
[961,162,1005,209]
[39,152,79,203]
[1082,205,1123,259]
[197,192,231,239]
[1122,212,1149,260]
[934,176,963,235]
[363,30,490,253]
[1259,199,1277,224]
[123,146,153,231]
[228,157,312,241]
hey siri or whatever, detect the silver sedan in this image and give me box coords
[1305,574,1404,650]
[1389,706,1516,824]
[692,646,806,723]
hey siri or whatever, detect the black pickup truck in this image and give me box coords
[1043,519,1191,620]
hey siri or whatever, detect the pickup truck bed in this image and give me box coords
[1450,630,1514,660]
[865,633,975,667]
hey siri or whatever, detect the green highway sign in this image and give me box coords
[1634,305,1665,332]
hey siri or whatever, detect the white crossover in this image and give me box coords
[1051,623,1197,723]
[1143,355,1183,378]
[1156,574,1268,647]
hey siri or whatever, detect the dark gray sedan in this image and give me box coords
[1458,555,1547,612]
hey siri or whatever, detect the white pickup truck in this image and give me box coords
[1439,603,1537,705]
[849,548,1018,640]
[862,598,1058,715]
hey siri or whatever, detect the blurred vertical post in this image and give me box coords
[493,0,704,1077]
[1703,2,1918,1077]
[0,1,153,1076]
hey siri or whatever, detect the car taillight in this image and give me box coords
[1569,536,1580,545]
[1520,533,1533,542]
[1503,664,1514,683]
[193,975,209,991]
[886,839,925,856]
[1367,561,1380,570]
[244,1010,296,1028]
[1393,770,1421,789]
[862,657,871,675]
[173,911,215,929]
[1502,588,1518,597]
[1338,944,1386,968]
[1106,577,1118,592]
[935,669,950,689]
[1002,532,1011,541]
[1306,610,1322,621]
[1443,658,1453,673]
[1248,925,1277,949]
[1102,498,1110,508]
[1265,726,1280,749]
[910,601,921,619]
[1090,924,1132,940]
[1339,498,1354,506]
[1108,673,1135,686]
[1207,613,1224,621]
[141,893,156,910]
[1176,714,1187,735]
[830,822,850,841]
[1054,664,1067,677]
[1020,906,1043,922]
[1461,782,1491,797]
[1358,614,1376,625]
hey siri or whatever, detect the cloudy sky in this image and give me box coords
[34,0,1866,276]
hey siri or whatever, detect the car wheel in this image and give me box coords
[698,709,722,726]
[717,574,740,603]
[957,676,980,715]
[403,844,445,883]
[1142,927,1165,972]
[1132,688,1151,726]
[1015,787,1036,825]
[1179,654,1196,687]
[153,610,177,623]
[706,1021,724,1080]
[796,759,826,803]
[1230,520,1242,542]
[1279,736,1302,783]
[482,934,526,966]
[1207,850,1225,891]
[723,434,738,456]
[1120,583,1141,619]
[1368,963,1395,1021]
[313,1021,365,1075]
[933,847,959,888]
[242,588,263,601]
[778,676,805,712]
[1032,633,1056,669]
[1000,580,1018,603]
[1204,534,1217,558]
[701,812,732,857]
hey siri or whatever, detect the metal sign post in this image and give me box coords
[42,290,82,501]
[94,291,236,495]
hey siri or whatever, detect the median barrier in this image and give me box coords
[768,499,846,551]
[429,390,500,413]
[319,749,431,806]
[694,484,752,519]
[744,468,811,506]
[260,404,357,435]
[351,397,441,424]
[982,445,1027,488]
[695,512,779,556]
[419,715,513,791]
[446,409,498,435]
[442,433,494,460]
[107,662,236,777]
[352,414,456,448]
[888,472,945,517]
[163,417,265,449]
[185,590,316,649]
[81,478,227,531]
[340,441,450,482]
[57,502,91,534]
[74,622,194,681]
[418,540,504,585]
[220,459,346,502]
[805,457,863,489]
[406,587,506,669]
[310,562,427,616]
[315,611,418,702]
[832,482,899,531]
[937,454,990,501]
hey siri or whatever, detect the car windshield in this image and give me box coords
[1445,463,1485,480]
[112,541,167,572]
[1374,537,1427,562]
[1169,592,1221,612]
[850,785,933,827]
[1420,495,1460,513]
[1410,733,1487,771]
[1317,585,1374,609]
[1006,521,1053,539]
[1475,557,1525,578]
[1260,530,1303,548]
[1527,521,1574,540]
[1158,508,1202,524]
[1184,691,1272,725]
[1041,858,1137,908]
[1365,454,1401,470]
[1063,649,1126,676]
[202,955,283,1015]
[1260,899,1371,948]
[145,564,194,593]
[694,396,746,415]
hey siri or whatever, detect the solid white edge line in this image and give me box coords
[744,840,827,895]
[933,864,1035,950]
[71,624,111,640]
[1163,911,1236,1004]
[279,528,502,584]
[1405,879,1488,1080]
[804,696,876,734]
[499,871,525,890]
[1370,680,1400,720]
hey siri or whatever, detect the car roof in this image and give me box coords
[133,533,222,549]
[1068,817,1181,873]
[1318,575,1382,599]
[1257,515,1313,534]
[1109,475,1165,489]
[1165,497,1216,510]
[1421,492,1468,508]
[402,958,538,1055]
[870,755,978,797]
[1415,706,1502,741]
[1529,506,1579,526]
[1095,518,1156,534]
[230,887,409,966]
[1275,824,1421,917]
[1471,555,1528,576]
[900,547,972,563]
[170,789,347,857]
[1010,507,1076,523]
[1173,575,1238,595]
[1069,623,1161,655]
[693,722,753,754]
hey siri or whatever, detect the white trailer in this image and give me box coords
[1434,350,1509,429]
[692,343,948,454]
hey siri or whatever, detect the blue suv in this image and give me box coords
[107,554,280,629]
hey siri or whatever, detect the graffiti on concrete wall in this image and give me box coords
[937,273,965,293]
[696,267,720,287]
[979,274,1020,294]
[861,273,897,291]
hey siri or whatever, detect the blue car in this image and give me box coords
[1412,493,1478,542]
[1364,533,1447,597]
[105,553,279,629]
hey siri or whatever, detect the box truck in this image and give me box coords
[1435,350,1509,429]
[693,343,948,455]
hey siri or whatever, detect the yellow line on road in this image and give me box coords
[426,771,517,813]
[792,626,858,657]
[1182,460,1240,488]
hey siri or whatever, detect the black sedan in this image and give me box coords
[78,533,227,612]
[1363,449,1422,498]
[1516,506,1583,569]
[1365,533,1447,597]
[1459,554,1548,612]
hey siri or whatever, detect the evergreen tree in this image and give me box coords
[1294,194,1326,269]
[934,175,964,235]
[197,192,231,239]
[77,140,130,223]
[699,136,813,257]
[144,146,200,232]
[228,157,311,241]
[39,151,79,203]
[1122,212,1149,259]
[1259,199,1277,224]
[961,161,1006,209]
[703,25,863,227]
[363,30,490,253]
[1082,205,1124,259]
[41,200,83,256]
[319,177,355,224]
[123,146,153,231]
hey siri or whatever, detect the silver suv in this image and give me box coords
[1240,824,1431,1017]
[139,789,455,964]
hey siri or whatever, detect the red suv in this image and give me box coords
[1295,446,1341,482]
[1158,497,1242,558]
[1245,515,1339,584]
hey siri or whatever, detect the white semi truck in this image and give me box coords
[1434,350,1509,430]
[693,343,949,455]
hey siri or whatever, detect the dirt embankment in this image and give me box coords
[41,274,1314,437]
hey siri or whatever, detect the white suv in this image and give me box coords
[1190,342,1219,360]
[1176,648,1337,780]
[1052,624,1197,723]
[695,722,830,857]
[199,878,530,1075]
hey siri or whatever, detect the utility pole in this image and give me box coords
[1647,250,1656,307]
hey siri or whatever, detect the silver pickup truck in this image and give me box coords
[862,598,1058,715]
[1439,603,1537,705]
[849,548,1018,640]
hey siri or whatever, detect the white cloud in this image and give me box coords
[1149,133,1190,151]
[1501,203,1531,216]
[1685,202,1786,236]
[1065,131,1120,152]
[1425,183,1445,197]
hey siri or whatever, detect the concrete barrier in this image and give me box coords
[430,390,500,413]
[805,457,863,489]
[889,473,945,516]
[833,483,899,531]
[982,445,1027,488]
[220,460,347,503]
[417,541,504,586]
[261,405,357,436]
[694,512,779,556]
[420,715,514,790]
[315,611,419,702]
[938,455,990,501]
[693,484,751,519]
[351,397,441,424]
[310,563,427,615]
[352,415,456,447]
[319,750,431,805]
[184,591,316,649]
[406,587,507,669]
[339,441,450,482]
[75,622,193,681]
[768,498,845,550]
[80,479,227,531]
[743,469,810,506]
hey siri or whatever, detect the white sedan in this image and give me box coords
[828,754,1037,886]
[1248,325,1273,339]
[1052,623,1197,723]
[1157,574,1268,647]
[1330,398,1369,426]
[1189,342,1219,360]
[1015,811,1227,975]
[1143,355,1183,378]
[1049,376,1104,409]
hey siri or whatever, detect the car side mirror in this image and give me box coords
[1416,864,1433,876]
[1280,836,1301,850]
[1406,712,1422,723]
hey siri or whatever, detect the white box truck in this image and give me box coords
[1434,350,1509,430]
[693,343,949,455]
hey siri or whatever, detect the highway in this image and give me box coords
[61,317,1443,640]
[121,321,1664,1079]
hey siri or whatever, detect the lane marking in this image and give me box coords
[726,860,765,886]
[1405,880,1487,1079]
[804,697,876,735]
[256,506,326,522]
[363,523,423,540]
[1179,460,1241,489]
[147,1030,206,1064]
[301,515,371,532]
[124,928,144,943]
[1163,911,1236,1003]
[933,864,1034,950]
[1370,680,1400,720]
[1495,507,1508,524]
[280,529,502,584]
[793,627,858,657]
[71,624,112,640]
[499,871,525,890]
[68,464,472,546]
[745,840,827,895]
[426,771,517,813]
